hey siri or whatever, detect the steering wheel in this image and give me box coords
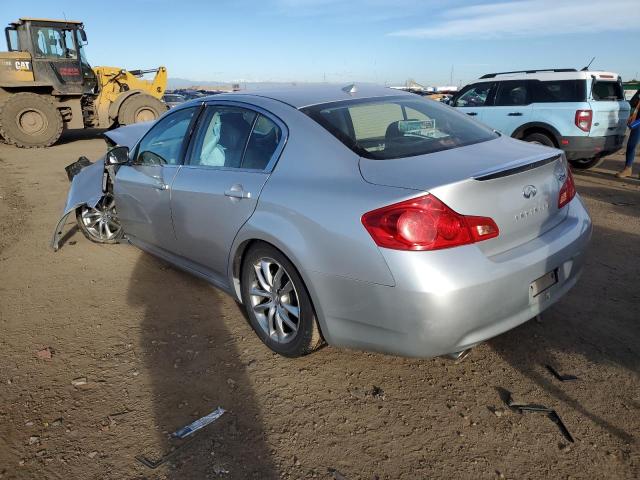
[138,151,167,166]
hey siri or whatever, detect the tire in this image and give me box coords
[569,156,604,170]
[118,94,167,125]
[240,243,323,357]
[75,194,124,244]
[523,132,555,147]
[0,93,63,148]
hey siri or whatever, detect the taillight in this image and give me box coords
[575,109,592,132]
[361,194,499,251]
[558,168,576,209]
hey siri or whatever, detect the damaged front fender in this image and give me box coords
[50,158,106,251]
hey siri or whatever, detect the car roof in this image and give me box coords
[193,84,413,109]
[474,70,620,82]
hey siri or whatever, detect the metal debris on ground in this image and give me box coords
[172,407,226,439]
[496,388,574,443]
[327,467,349,480]
[545,364,578,382]
[135,437,197,470]
[136,406,226,470]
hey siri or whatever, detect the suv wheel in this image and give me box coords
[569,156,604,170]
[523,132,555,147]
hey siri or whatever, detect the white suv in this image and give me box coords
[451,69,631,169]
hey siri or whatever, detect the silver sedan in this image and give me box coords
[53,84,592,358]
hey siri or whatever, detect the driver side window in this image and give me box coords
[135,107,197,165]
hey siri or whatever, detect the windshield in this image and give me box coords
[302,96,499,160]
[33,26,78,59]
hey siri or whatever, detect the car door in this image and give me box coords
[487,80,533,136]
[114,106,200,254]
[452,82,496,123]
[170,103,286,283]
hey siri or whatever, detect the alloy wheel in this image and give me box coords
[79,194,122,241]
[249,257,301,344]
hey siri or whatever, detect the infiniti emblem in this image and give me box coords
[523,185,537,199]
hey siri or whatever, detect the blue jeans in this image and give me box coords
[626,126,640,168]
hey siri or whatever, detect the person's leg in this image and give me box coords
[625,126,640,168]
[617,127,640,177]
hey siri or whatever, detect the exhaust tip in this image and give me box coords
[445,348,472,363]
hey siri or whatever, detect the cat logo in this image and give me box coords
[14,60,31,71]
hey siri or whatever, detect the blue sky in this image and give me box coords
[4,0,639,86]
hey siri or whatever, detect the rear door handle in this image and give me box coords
[224,185,251,199]
[466,112,478,116]
[508,112,523,116]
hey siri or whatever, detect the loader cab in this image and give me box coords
[5,18,97,95]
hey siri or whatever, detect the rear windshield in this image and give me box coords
[532,80,586,102]
[592,81,624,101]
[302,96,498,160]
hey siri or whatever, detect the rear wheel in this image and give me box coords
[0,93,63,148]
[118,94,167,125]
[75,194,123,244]
[569,156,604,169]
[523,132,555,147]
[240,243,323,357]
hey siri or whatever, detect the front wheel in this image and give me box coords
[240,243,323,357]
[75,194,124,244]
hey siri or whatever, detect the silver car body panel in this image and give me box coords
[53,85,593,357]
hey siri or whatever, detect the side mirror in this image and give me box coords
[79,28,87,43]
[106,146,129,165]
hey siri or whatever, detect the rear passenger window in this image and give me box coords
[532,80,586,103]
[592,81,624,101]
[494,81,530,106]
[242,115,282,170]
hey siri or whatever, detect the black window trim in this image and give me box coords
[181,100,289,174]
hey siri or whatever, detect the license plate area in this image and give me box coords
[530,269,558,297]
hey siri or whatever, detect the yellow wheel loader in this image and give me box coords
[0,18,168,147]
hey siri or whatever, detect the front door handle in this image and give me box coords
[508,112,523,116]
[152,182,168,190]
[466,112,478,116]
[224,184,251,199]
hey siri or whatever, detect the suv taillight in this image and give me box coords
[575,109,592,132]
[362,194,499,251]
[558,168,576,209]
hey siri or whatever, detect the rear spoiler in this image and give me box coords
[473,154,562,181]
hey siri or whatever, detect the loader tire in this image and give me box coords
[0,93,63,148]
[118,94,167,125]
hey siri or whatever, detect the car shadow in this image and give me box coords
[57,128,108,145]
[126,253,279,479]
[488,184,639,444]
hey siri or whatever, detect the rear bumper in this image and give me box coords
[309,197,592,358]
[561,134,625,160]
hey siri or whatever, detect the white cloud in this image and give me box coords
[388,0,640,39]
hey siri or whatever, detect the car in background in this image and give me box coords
[162,93,186,109]
[451,69,631,169]
[53,85,591,359]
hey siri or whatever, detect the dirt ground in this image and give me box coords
[0,130,638,480]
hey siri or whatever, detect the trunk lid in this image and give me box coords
[359,136,569,256]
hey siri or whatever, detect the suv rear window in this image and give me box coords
[532,80,586,103]
[302,96,498,160]
[592,81,624,101]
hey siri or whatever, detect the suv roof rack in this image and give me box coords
[480,69,577,79]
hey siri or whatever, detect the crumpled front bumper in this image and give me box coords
[50,158,106,251]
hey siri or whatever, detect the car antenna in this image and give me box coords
[581,57,595,71]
